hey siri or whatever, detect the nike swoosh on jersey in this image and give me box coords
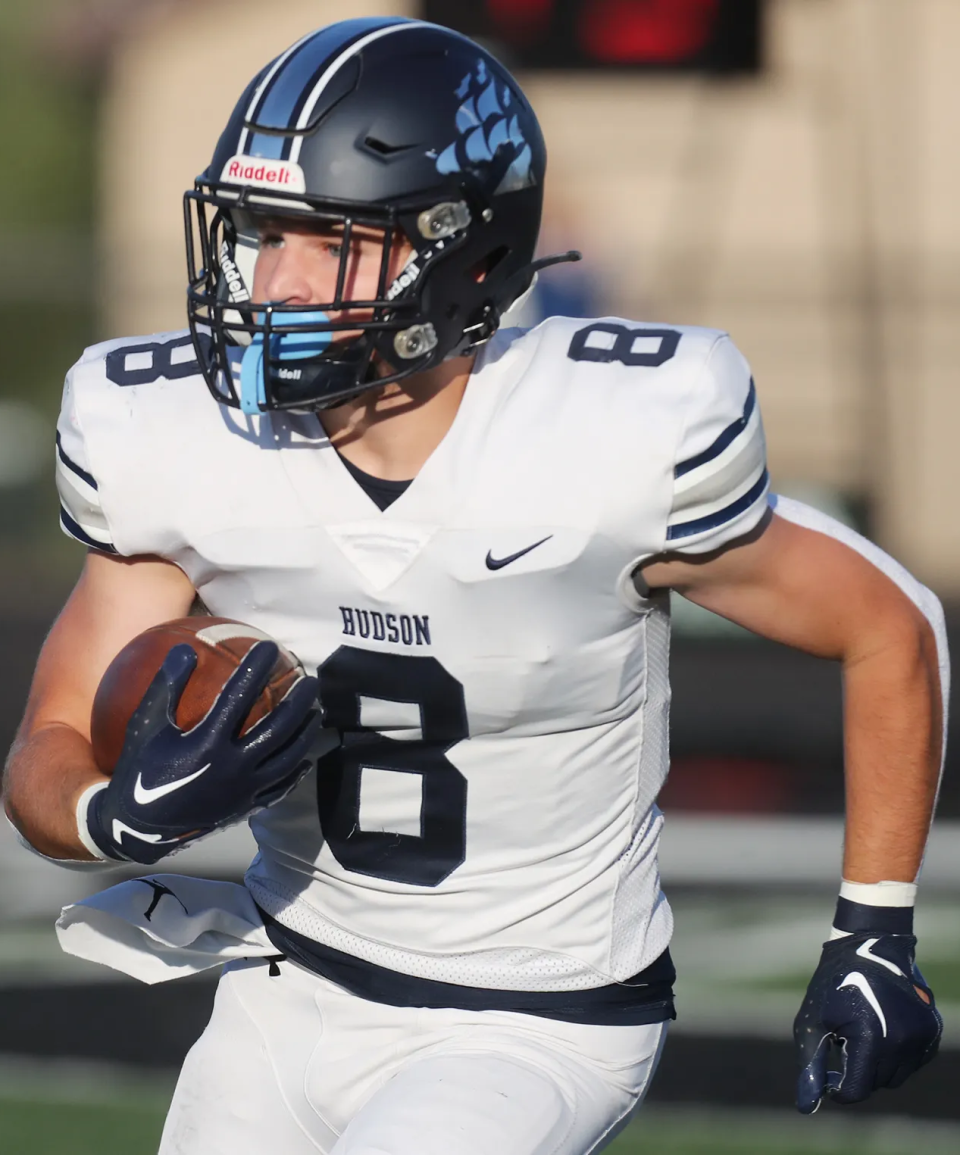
[133,763,212,805]
[839,971,888,1037]
[485,536,552,571]
[856,937,906,978]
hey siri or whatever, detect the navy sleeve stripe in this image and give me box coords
[59,505,117,554]
[56,432,98,491]
[675,379,756,479]
[666,470,769,541]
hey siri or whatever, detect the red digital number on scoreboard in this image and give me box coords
[579,0,720,65]
[423,0,761,72]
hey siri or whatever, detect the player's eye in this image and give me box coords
[258,231,284,249]
[324,242,344,259]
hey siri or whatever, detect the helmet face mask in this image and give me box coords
[186,192,429,412]
[184,17,550,414]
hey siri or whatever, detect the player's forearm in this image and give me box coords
[3,723,108,860]
[840,614,942,883]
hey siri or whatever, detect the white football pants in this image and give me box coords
[158,957,667,1155]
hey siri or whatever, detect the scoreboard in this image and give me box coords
[422,0,762,73]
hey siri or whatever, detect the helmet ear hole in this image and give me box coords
[467,246,510,284]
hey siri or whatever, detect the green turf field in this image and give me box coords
[2,1092,959,1155]
[0,1096,166,1155]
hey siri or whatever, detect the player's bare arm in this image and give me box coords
[3,550,196,860]
[642,511,942,884]
[643,510,944,1110]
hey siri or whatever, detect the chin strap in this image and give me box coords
[238,309,333,415]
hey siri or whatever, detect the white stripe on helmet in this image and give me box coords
[289,23,426,162]
[237,28,328,156]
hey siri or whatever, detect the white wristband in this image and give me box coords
[839,879,917,907]
[829,878,918,940]
[75,781,113,861]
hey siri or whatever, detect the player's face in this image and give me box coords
[250,217,413,329]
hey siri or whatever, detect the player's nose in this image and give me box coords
[261,240,332,307]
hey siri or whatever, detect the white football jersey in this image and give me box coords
[56,316,769,992]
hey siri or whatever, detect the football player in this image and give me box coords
[2,17,945,1154]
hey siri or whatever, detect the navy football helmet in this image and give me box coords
[185,17,572,413]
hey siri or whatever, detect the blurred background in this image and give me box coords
[1,1,959,1152]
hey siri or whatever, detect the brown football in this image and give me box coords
[90,616,305,774]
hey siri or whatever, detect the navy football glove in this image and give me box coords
[794,932,942,1113]
[85,641,322,865]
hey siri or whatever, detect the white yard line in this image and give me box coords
[4,817,960,921]
[658,816,960,888]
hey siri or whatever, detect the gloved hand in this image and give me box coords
[84,641,322,864]
[794,931,942,1113]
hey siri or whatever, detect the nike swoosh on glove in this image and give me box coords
[794,932,942,1113]
[86,641,324,864]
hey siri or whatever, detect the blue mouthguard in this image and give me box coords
[239,310,332,414]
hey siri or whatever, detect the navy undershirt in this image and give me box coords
[338,453,412,511]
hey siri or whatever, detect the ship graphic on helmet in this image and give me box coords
[184,16,578,413]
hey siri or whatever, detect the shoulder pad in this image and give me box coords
[56,329,209,556]
[74,329,202,388]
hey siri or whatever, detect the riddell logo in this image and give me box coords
[221,155,307,193]
[386,261,421,301]
[219,242,250,303]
